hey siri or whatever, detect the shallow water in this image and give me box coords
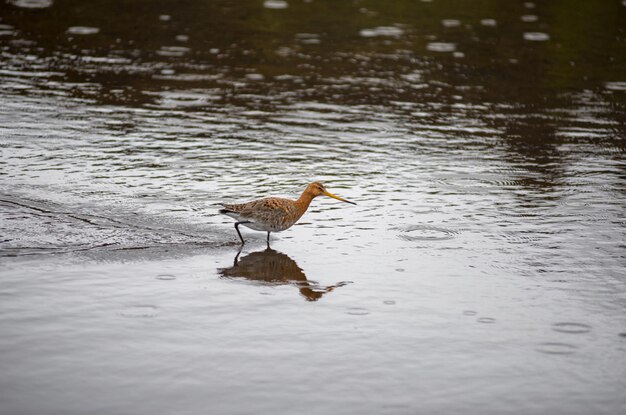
[1,1,625,414]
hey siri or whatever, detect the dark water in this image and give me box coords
[1,1,625,414]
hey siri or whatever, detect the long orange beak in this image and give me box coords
[323,191,356,205]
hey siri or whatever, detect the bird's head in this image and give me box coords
[307,182,356,205]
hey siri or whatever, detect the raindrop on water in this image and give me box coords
[9,0,53,8]
[156,274,176,281]
[604,81,626,91]
[157,46,190,57]
[552,322,591,334]
[536,342,577,355]
[521,15,538,22]
[246,73,265,81]
[523,32,550,41]
[264,0,288,9]
[346,307,370,316]
[442,19,461,28]
[399,225,456,241]
[426,42,457,53]
[67,26,100,35]
[120,305,159,318]
[359,26,404,38]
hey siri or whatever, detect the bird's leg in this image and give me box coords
[234,222,245,245]
[266,231,270,246]
[234,246,243,266]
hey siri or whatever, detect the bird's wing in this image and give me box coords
[222,198,297,223]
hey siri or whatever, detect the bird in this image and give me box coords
[219,182,355,245]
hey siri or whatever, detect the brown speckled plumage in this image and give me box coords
[219,182,355,244]
[220,196,307,232]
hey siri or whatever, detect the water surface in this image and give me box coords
[1,1,625,414]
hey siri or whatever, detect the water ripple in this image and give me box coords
[67,26,100,35]
[398,225,457,242]
[536,342,577,355]
[552,322,592,334]
[9,0,53,8]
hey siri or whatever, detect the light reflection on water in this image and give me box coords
[1,0,625,414]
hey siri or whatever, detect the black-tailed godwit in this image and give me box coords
[219,182,355,244]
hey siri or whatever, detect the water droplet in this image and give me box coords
[159,15,171,22]
[463,310,477,316]
[383,300,396,305]
[477,317,496,324]
[480,19,497,27]
[552,322,591,334]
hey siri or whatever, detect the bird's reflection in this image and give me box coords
[219,248,349,301]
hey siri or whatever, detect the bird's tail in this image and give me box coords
[218,204,236,215]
